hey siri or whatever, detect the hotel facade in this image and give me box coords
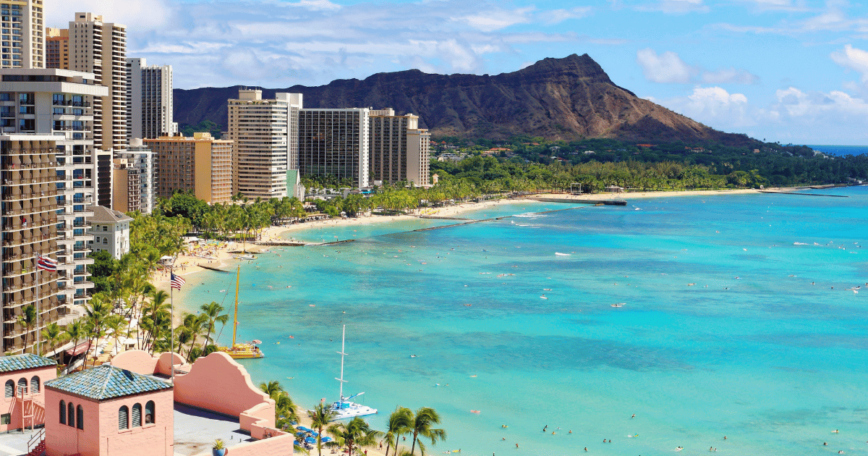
[144,132,233,205]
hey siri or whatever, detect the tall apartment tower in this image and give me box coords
[65,12,126,209]
[369,108,431,187]
[114,139,155,214]
[0,0,45,69]
[126,58,174,141]
[45,28,68,69]
[0,68,108,353]
[144,133,233,205]
[298,108,371,189]
[227,90,296,199]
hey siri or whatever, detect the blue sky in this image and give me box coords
[46,0,868,144]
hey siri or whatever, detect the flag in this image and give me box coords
[171,273,186,290]
[37,254,57,272]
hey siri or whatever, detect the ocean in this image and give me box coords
[808,145,868,156]
[178,188,868,455]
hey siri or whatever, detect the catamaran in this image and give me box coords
[218,266,264,359]
[327,325,377,420]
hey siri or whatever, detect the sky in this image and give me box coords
[44,0,868,144]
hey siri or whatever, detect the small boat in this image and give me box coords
[540,295,548,300]
[236,255,255,261]
[218,266,264,359]
[555,252,571,256]
[611,303,625,308]
[324,325,378,420]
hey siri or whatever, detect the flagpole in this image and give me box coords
[35,261,39,357]
[170,267,175,383]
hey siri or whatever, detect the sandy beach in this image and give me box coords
[163,187,796,293]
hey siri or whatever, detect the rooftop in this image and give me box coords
[45,364,171,401]
[173,403,253,455]
[0,354,56,373]
[88,205,133,224]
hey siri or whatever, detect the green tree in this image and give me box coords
[382,407,413,456]
[409,407,446,456]
[16,305,37,354]
[328,417,383,456]
[308,402,338,456]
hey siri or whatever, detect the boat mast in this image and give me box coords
[335,325,347,400]
[233,265,240,347]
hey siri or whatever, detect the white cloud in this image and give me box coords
[736,0,810,12]
[280,0,342,11]
[652,0,709,14]
[716,0,868,36]
[637,49,758,85]
[461,7,534,32]
[831,44,868,81]
[44,0,174,30]
[637,48,695,83]
[538,7,593,24]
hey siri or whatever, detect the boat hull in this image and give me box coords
[328,401,378,420]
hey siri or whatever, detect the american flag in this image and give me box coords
[36,254,57,272]
[171,273,186,290]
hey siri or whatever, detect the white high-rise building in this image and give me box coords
[114,139,155,214]
[126,58,173,141]
[0,69,108,353]
[228,90,303,199]
[0,0,45,69]
[298,108,371,189]
[66,13,126,209]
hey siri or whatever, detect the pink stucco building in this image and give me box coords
[0,354,56,433]
[0,351,293,456]
[44,364,174,456]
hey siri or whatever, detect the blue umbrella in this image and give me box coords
[310,431,319,437]
[298,426,313,433]
[304,437,317,445]
[322,437,334,443]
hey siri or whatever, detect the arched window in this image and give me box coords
[4,380,13,398]
[76,405,83,430]
[16,378,26,395]
[145,401,155,425]
[59,400,66,425]
[132,404,142,427]
[67,402,75,428]
[118,406,129,430]
[30,376,39,394]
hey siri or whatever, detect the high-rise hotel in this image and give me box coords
[0,68,107,353]
[126,58,175,141]
[0,0,45,69]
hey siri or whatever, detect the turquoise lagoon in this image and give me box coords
[179,188,868,455]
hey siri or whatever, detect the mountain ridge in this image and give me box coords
[173,54,758,146]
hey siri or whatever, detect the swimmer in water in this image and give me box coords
[833,429,840,433]
[515,443,519,449]
[631,414,635,418]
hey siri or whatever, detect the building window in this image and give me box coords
[132,403,141,427]
[30,376,39,393]
[17,378,26,395]
[67,402,74,428]
[118,406,128,430]
[0,414,9,425]
[60,400,66,425]
[4,380,12,398]
[76,405,83,430]
[145,401,155,424]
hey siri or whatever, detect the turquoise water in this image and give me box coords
[179,188,868,456]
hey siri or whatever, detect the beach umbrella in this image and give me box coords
[322,437,333,443]
[304,437,317,444]
[297,426,312,432]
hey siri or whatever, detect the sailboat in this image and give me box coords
[327,325,377,420]
[218,266,264,359]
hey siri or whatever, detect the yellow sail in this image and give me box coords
[218,265,264,359]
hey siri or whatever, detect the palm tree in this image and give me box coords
[381,407,413,456]
[63,320,85,359]
[308,402,338,456]
[104,314,127,361]
[16,305,36,354]
[84,296,112,367]
[199,301,228,346]
[409,407,446,456]
[259,380,283,400]
[275,392,299,431]
[328,417,382,456]
[40,322,67,356]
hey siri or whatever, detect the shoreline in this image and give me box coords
[161,187,798,297]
